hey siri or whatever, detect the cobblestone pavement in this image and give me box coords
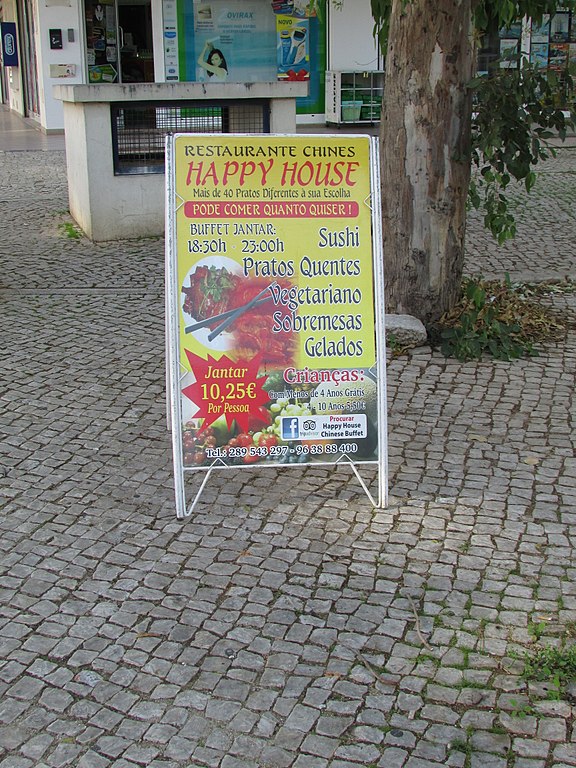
[1,147,575,768]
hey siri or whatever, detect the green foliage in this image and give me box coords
[58,221,82,240]
[370,1,576,52]
[469,58,575,243]
[450,737,469,754]
[521,644,576,699]
[369,2,576,246]
[475,1,576,33]
[437,279,532,361]
[386,331,413,357]
[528,620,548,641]
[449,726,474,767]
[370,0,392,53]
[509,698,535,718]
[432,276,568,362]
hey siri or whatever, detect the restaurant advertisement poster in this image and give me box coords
[166,133,387,518]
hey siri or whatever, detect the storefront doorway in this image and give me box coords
[17,0,40,116]
[119,0,154,82]
[84,0,153,84]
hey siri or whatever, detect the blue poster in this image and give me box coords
[170,0,326,113]
[1,22,19,67]
[277,16,310,81]
[181,1,277,83]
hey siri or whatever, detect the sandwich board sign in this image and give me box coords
[165,133,387,518]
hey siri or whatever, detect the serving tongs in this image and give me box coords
[184,282,278,339]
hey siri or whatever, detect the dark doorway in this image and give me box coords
[119,1,154,83]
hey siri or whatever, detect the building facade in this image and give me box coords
[0,0,379,132]
[0,1,573,133]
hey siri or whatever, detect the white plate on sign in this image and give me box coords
[180,257,241,352]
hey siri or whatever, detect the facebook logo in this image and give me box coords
[281,417,300,440]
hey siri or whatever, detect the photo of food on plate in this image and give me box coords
[181,261,295,366]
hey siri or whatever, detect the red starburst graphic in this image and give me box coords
[182,351,270,433]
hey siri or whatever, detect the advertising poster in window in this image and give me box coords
[1,22,19,66]
[276,15,310,82]
[531,42,549,67]
[166,134,387,516]
[269,0,326,111]
[549,41,569,70]
[162,0,326,114]
[531,15,551,43]
[85,0,118,83]
[183,1,277,82]
[550,12,570,42]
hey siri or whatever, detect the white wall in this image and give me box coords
[5,0,380,130]
[35,0,84,131]
[61,98,166,240]
[55,81,305,240]
[327,0,381,71]
[152,0,166,81]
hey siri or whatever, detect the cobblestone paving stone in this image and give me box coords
[0,148,575,767]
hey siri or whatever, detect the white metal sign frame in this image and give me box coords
[166,133,388,518]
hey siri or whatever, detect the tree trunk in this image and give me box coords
[380,0,475,324]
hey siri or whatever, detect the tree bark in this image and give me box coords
[380,0,475,324]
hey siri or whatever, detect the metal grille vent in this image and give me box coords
[111,101,270,175]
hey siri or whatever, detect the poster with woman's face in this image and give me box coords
[191,0,276,82]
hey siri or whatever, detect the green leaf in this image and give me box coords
[525,171,536,192]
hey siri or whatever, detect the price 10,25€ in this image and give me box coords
[201,381,257,403]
